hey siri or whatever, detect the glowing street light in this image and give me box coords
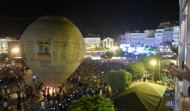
[150,59,160,80]
[151,60,157,65]
[12,47,19,53]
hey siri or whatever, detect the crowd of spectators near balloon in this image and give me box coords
[0,62,25,84]
[0,56,175,110]
[0,57,130,110]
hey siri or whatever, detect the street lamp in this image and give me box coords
[151,59,160,80]
[151,60,156,66]
[12,47,19,53]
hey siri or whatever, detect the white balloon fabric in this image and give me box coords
[20,16,85,86]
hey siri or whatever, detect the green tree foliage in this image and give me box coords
[106,51,114,58]
[140,55,162,72]
[106,69,132,91]
[0,53,8,61]
[139,55,163,81]
[126,62,145,79]
[115,50,124,57]
[69,95,115,111]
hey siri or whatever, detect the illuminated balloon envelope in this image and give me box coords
[19,16,85,86]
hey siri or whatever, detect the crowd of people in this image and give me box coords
[0,61,29,85]
[53,58,128,110]
[0,61,36,111]
[164,87,175,96]
[36,57,177,110]
[0,58,129,110]
[0,56,177,111]
[67,58,129,93]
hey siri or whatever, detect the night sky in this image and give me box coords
[0,0,179,37]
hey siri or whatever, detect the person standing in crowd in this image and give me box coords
[21,90,25,100]
[43,90,46,101]
[17,102,21,111]
[7,88,10,98]
[2,87,5,98]
[47,93,51,104]
[7,106,11,111]
[47,87,50,94]
[40,101,46,110]
[52,92,55,103]
[32,74,36,83]
[56,93,60,103]
[17,91,21,104]
[3,99,8,111]
[17,82,20,89]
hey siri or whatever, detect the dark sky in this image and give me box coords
[0,0,179,37]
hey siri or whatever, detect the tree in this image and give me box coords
[140,55,163,81]
[106,51,114,58]
[69,95,115,111]
[140,55,162,73]
[115,50,124,57]
[106,69,132,91]
[126,62,145,79]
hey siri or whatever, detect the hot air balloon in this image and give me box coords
[19,16,85,86]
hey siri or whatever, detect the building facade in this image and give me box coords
[0,37,13,53]
[173,26,180,46]
[119,30,156,47]
[155,29,164,46]
[8,40,21,60]
[120,33,131,44]
[84,37,101,49]
[162,27,174,43]
[130,33,145,46]
[84,37,115,57]
[144,37,155,47]
[102,37,114,48]
[119,25,179,48]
